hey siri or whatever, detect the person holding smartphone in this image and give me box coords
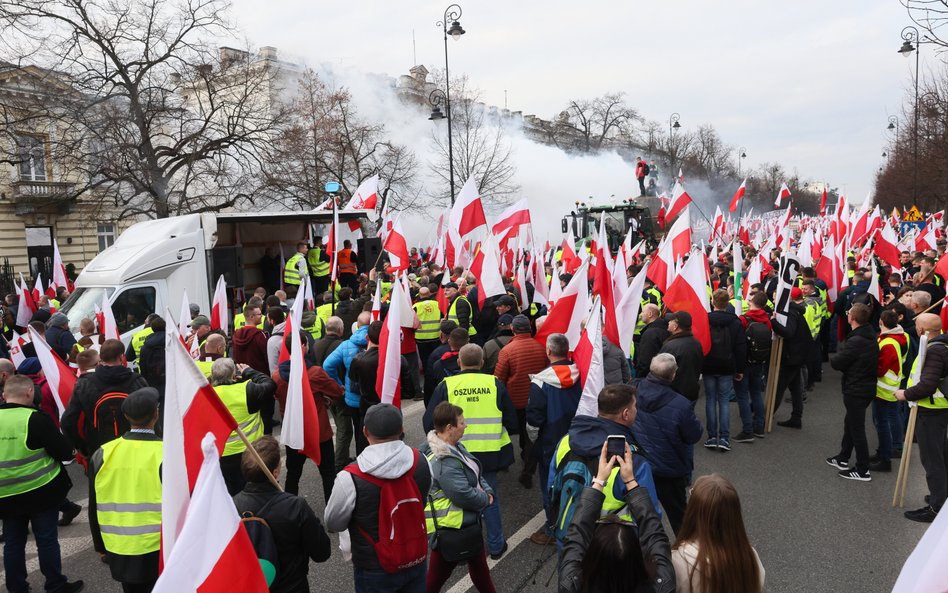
[558,441,675,593]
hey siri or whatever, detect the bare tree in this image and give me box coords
[0,0,289,218]
[545,92,639,153]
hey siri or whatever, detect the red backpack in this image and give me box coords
[345,450,428,573]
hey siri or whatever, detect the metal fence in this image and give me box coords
[0,257,14,297]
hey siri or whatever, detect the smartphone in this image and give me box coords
[606,435,626,458]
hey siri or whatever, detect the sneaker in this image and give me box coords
[530,530,555,546]
[703,438,719,449]
[904,505,938,523]
[489,542,509,560]
[777,419,802,429]
[733,432,755,443]
[59,503,81,527]
[717,439,731,451]
[61,582,84,593]
[868,459,892,472]
[826,456,849,470]
[753,430,765,439]
[838,468,871,481]
[868,453,882,464]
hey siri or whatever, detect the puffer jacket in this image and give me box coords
[634,318,670,378]
[830,323,879,399]
[602,337,632,384]
[323,325,368,408]
[419,431,493,531]
[631,375,703,478]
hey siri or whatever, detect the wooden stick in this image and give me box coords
[235,425,284,492]
[893,405,918,508]
[764,337,784,433]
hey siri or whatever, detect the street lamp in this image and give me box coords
[898,25,921,203]
[668,113,680,176]
[428,89,446,121]
[738,147,747,177]
[435,3,465,205]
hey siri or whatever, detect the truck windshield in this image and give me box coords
[60,287,114,332]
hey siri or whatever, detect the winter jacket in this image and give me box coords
[482,332,513,375]
[602,337,632,384]
[904,333,948,410]
[61,364,149,456]
[658,332,704,402]
[559,487,674,593]
[25,374,58,429]
[266,321,287,374]
[45,325,76,361]
[631,375,703,478]
[551,414,661,515]
[232,325,270,374]
[425,369,519,472]
[310,334,343,367]
[334,299,362,339]
[233,481,331,593]
[830,323,879,400]
[525,361,582,462]
[634,318,670,378]
[771,302,811,367]
[494,333,549,409]
[273,361,343,443]
[349,347,416,412]
[138,331,166,395]
[323,325,368,408]
[419,431,493,531]
[424,343,452,400]
[702,310,747,375]
[324,440,431,570]
[877,327,908,398]
[430,349,461,390]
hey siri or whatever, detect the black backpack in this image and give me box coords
[745,321,773,365]
[705,323,733,369]
[240,495,281,587]
[642,163,651,175]
[91,392,131,445]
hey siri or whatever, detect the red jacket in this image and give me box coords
[877,330,908,384]
[635,160,646,179]
[272,364,344,442]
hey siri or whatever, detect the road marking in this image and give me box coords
[446,510,547,593]
[0,498,93,581]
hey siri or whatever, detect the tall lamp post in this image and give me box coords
[668,113,680,177]
[738,147,747,177]
[433,4,465,205]
[898,25,922,203]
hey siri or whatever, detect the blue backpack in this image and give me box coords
[550,449,599,542]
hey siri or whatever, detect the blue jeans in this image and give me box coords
[734,364,765,434]
[481,471,505,554]
[3,506,67,593]
[704,374,734,441]
[354,561,426,593]
[872,398,904,460]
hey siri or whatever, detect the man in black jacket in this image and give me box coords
[234,436,331,593]
[826,303,879,481]
[634,304,669,378]
[772,288,813,429]
[658,312,704,403]
[61,339,149,457]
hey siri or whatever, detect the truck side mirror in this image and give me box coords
[561,218,568,234]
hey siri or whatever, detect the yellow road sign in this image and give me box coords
[903,206,924,222]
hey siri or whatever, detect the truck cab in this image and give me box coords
[561,200,658,254]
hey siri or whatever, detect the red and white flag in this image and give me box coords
[867,258,884,304]
[666,180,693,221]
[711,205,724,241]
[161,316,238,564]
[371,281,382,321]
[819,186,828,217]
[345,175,379,211]
[534,261,590,350]
[664,253,711,354]
[51,239,70,294]
[178,292,193,340]
[531,250,550,307]
[469,238,508,308]
[281,280,322,463]
[153,433,268,593]
[32,273,44,305]
[376,277,404,407]
[382,215,411,272]
[98,293,120,341]
[450,176,488,240]
[16,273,36,328]
[491,198,531,238]
[874,223,902,271]
[26,327,76,418]
[573,298,603,418]
[8,330,28,368]
[774,182,791,208]
[210,276,228,336]
[616,265,648,358]
[592,215,620,348]
[728,179,748,212]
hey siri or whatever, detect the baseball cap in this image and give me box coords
[189,303,200,316]
[791,287,803,300]
[666,311,693,329]
[363,403,403,439]
[190,315,210,329]
[122,387,160,422]
[511,314,532,333]
[497,314,514,327]
[495,295,515,308]
[16,357,42,376]
[444,282,459,290]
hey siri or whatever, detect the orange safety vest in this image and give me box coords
[337,248,357,275]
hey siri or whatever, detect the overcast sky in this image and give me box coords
[228,0,934,219]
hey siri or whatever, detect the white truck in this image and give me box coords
[60,210,373,341]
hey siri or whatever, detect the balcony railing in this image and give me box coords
[11,180,76,215]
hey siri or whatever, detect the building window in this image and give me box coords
[97,223,116,251]
[15,134,47,181]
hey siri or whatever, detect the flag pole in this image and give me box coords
[893,405,918,508]
[234,426,283,492]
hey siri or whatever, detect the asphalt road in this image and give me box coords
[3,365,932,593]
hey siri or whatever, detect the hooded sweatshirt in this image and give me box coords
[525,361,582,461]
[324,440,431,569]
[232,325,270,374]
[740,307,773,330]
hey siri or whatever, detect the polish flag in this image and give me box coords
[450,176,488,240]
[51,239,70,293]
[531,250,550,307]
[535,261,590,350]
[669,207,693,261]
[210,276,228,336]
[728,179,748,212]
[774,182,791,208]
[371,280,382,321]
[849,199,871,246]
[281,281,322,463]
[711,206,724,241]
[383,215,411,272]
[468,238,507,308]
[646,234,675,295]
[491,198,531,238]
[666,181,693,221]
[436,271,450,315]
[32,273,44,304]
[98,293,120,341]
[934,251,948,283]
[916,225,937,252]
[874,223,902,271]
[815,233,839,312]
[592,216,620,348]
[16,274,36,328]
[345,175,379,211]
[742,254,762,299]
[161,317,238,564]
[867,258,884,304]
[26,327,75,418]
[8,330,28,368]
[153,434,269,593]
[819,186,828,217]
[573,298,604,418]
[376,277,404,407]
[179,292,192,340]
[616,265,648,358]
[664,253,711,354]
[514,260,530,311]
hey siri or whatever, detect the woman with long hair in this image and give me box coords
[558,441,675,593]
[673,474,765,593]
